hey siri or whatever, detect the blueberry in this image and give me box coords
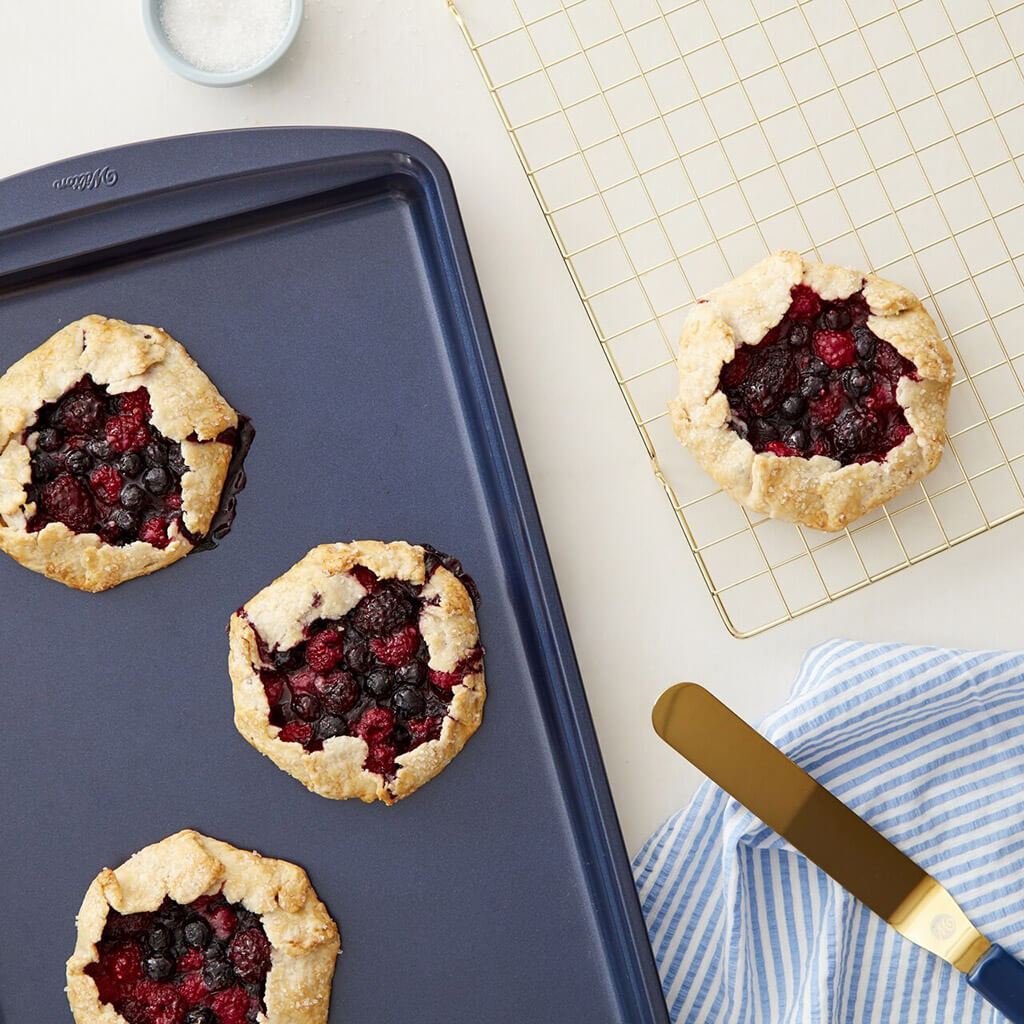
[854,328,876,361]
[808,357,828,376]
[291,692,321,722]
[37,428,62,451]
[785,428,808,451]
[144,952,174,981]
[86,438,112,460]
[65,450,91,476]
[143,466,170,495]
[110,509,138,536]
[203,959,234,992]
[780,395,805,419]
[788,323,809,347]
[144,443,167,466]
[183,917,211,949]
[167,447,187,476]
[315,714,347,740]
[394,660,427,687]
[345,639,375,675]
[272,648,302,672]
[365,670,394,700]
[730,416,749,440]
[148,925,172,951]
[799,375,824,399]
[843,368,871,398]
[184,1010,215,1024]
[392,686,425,717]
[117,453,142,477]
[120,483,146,510]
[823,307,850,330]
[30,452,57,481]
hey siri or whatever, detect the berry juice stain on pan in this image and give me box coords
[192,416,255,552]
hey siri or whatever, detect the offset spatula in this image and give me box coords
[653,683,1024,1022]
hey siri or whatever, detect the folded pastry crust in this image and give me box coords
[66,829,340,1024]
[669,251,954,531]
[0,315,238,590]
[230,541,486,804]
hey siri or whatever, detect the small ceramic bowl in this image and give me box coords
[142,0,303,87]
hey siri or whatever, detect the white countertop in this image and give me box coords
[3,0,1021,855]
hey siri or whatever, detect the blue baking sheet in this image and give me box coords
[0,128,668,1024]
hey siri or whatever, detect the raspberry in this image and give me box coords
[286,667,319,695]
[108,944,143,985]
[106,414,151,453]
[210,987,251,1024]
[370,625,420,667]
[105,913,154,941]
[764,441,799,457]
[351,564,378,592]
[176,970,208,1003]
[305,628,344,672]
[139,517,170,549]
[176,949,204,973]
[260,670,285,706]
[812,329,856,368]
[354,707,395,742]
[719,347,750,390]
[207,904,237,939]
[429,668,463,691]
[229,927,272,983]
[364,742,398,776]
[119,389,152,420]
[809,382,845,425]
[89,464,124,503]
[278,721,312,745]
[864,378,898,413]
[885,421,913,451]
[408,716,443,746]
[876,338,913,382]
[130,980,183,1024]
[165,493,182,509]
[789,284,821,320]
[40,474,96,532]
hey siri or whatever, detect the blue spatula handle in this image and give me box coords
[968,944,1024,1023]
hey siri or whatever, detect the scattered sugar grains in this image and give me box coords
[159,0,291,73]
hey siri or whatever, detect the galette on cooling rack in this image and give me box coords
[669,251,954,532]
[0,315,249,591]
[66,830,339,1024]
[229,540,485,805]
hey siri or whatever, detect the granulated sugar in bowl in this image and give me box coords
[144,0,303,85]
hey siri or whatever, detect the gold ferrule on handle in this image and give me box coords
[889,877,991,974]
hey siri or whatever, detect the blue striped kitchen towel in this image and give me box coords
[633,640,1024,1023]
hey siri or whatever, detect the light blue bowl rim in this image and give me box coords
[142,0,304,87]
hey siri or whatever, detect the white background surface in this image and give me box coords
[1,0,1020,855]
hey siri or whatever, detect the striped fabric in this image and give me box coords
[633,641,1024,1024]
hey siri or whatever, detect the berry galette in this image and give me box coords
[669,251,954,531]
[229,540,485,804]
[0,315,248,591]
[66,830,339,1024]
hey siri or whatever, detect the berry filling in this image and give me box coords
[23,375,247,549]
[85,891,270,1024]
[252,546,482,778]
[720,285,919,465]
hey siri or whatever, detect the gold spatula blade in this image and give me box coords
[653,683,990,973]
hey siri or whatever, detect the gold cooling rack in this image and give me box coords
[450,0,1024,637]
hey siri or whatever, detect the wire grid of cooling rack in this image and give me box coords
[450,0,1024,638]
